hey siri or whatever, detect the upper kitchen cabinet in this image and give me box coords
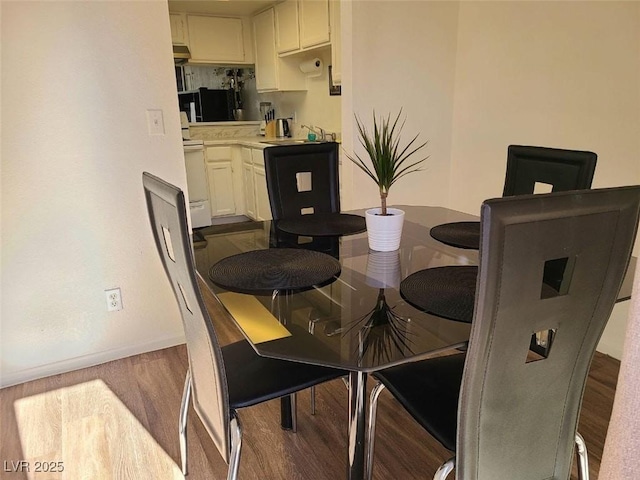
[275,1,300,54]
[329,0,341,85]
[299,0,330,49]
[169,13,254,64]
[253,7,306,92]
[275,0,330,56]
[169,13,188,45]
[188,15,254,64]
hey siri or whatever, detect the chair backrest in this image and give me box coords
[142,172,231,462]
[457,186,640,480]
[502,145,597,197]
[264,142,340,220]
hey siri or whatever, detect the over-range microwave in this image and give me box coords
[178,88,234,123]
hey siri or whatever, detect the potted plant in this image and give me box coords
[347,110,428,251]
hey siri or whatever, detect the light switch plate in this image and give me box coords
[146,109,165,135]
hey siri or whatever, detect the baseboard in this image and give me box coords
[0,334,186,389]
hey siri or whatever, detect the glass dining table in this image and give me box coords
[193,205,636,480]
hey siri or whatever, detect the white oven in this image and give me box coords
[183,140,212,229]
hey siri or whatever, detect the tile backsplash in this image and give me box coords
[189,123,261,140]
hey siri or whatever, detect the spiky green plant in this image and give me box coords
[347,110,428,215]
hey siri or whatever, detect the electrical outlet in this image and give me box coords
[105,288,123,312]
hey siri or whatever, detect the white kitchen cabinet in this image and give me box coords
[251,148,272,221]
[253,7,306,92]
[299,0,330,49]
[169,13,188,45]
[253,9,278,90]
[242,163,256,219]
[253,165,272,221]
[275,0,300,54]
[206,162,236,216]
[206,146,236,217]
[187,15,248,64]
[329,0,341,85]
[241,147,256,219]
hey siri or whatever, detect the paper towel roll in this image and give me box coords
[299,58,323,77]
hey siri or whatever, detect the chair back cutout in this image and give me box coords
[143,172,231,462]
[457,186,640,480]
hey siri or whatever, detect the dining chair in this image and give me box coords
[264,142,358,412]
[263,141,340,220]
[367,186,640,480]
[142,172,347,479]
[430,145,597,250]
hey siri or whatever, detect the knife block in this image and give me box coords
[265,121,276,138]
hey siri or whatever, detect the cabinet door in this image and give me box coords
[253,165,272,221]
[329,0,341,85]
[299,0,330,49]
[242,162,256,219]
[188,15,245,63]
[253,8,278,91]
[275,0,300,54]
[207,161,236,216]
[170,13,188,45]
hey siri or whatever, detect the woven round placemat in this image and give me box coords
[276,213,366,237]
[430,221,481,250]
[209,248,341,295]
[400,266,478,323]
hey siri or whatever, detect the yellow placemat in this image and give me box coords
[217,292,292,344]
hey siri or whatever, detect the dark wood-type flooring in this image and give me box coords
[0,281,620,479]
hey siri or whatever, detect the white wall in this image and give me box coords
[341,0,460,211]
[448,1,640,359]
[259,48,342,138]
[343,1,639,359]
[1,0,186,387]
[449,1,640,215]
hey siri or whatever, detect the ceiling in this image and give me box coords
[167,0,274,17]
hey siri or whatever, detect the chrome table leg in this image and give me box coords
[347,371,367,480]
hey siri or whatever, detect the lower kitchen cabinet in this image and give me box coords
[251,148,272,221]
[206,146,236,217]
[253,165,271,221]
[241,149,256,219]
[206,161,236,216]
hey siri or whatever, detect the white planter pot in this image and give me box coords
[365,208,405,252]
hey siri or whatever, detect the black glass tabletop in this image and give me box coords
[194,205,635,373]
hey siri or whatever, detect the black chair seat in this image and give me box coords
[223,338,347,409]
[374,354,465,452]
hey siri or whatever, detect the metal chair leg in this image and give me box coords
[227,413,242,480]
[365,382,386,480]
[433,457,455,480]
[179,369,192,476]
[575,432,590,480]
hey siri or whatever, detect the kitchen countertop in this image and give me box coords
[199,137,336,149]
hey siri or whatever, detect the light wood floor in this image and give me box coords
[1,283,620,479]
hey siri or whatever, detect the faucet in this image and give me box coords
[302,125,337,142]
